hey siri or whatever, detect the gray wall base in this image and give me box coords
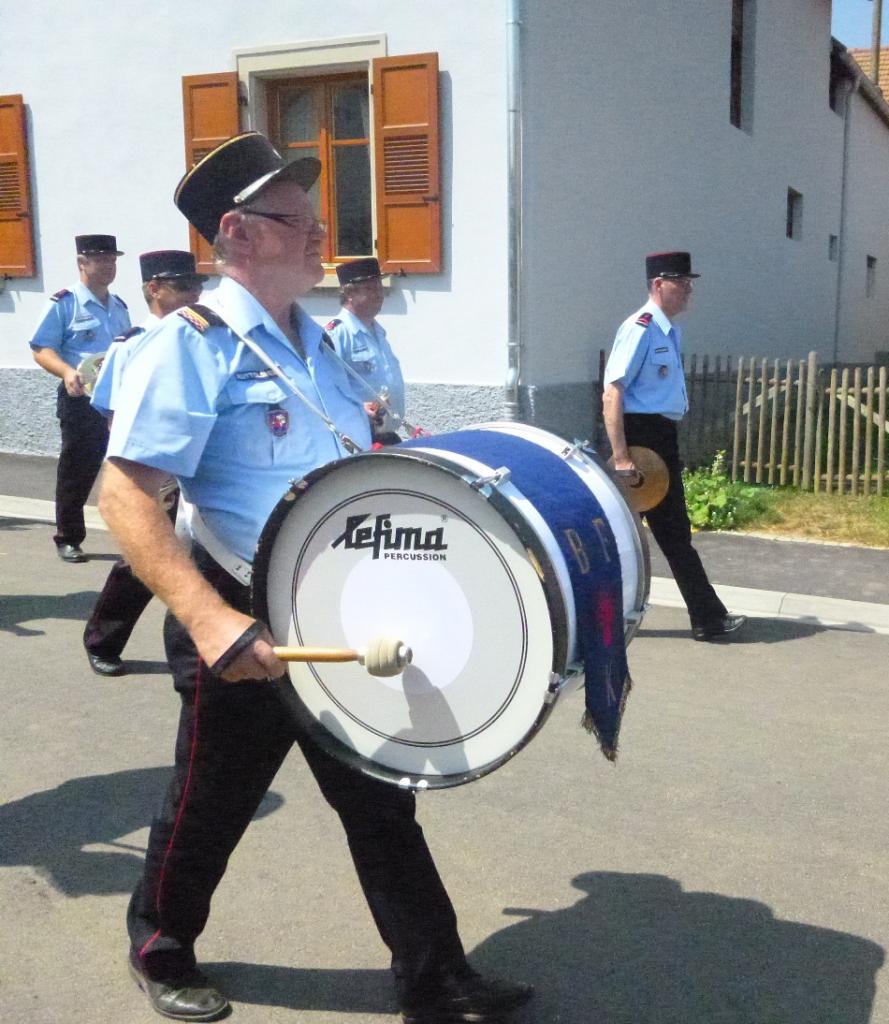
[0,369,61,456]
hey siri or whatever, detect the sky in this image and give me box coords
[832,0,889,47]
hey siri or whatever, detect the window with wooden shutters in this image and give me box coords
[372,53,441,274]
[267,73,373,265]
[181,72,240,274]
[0,94,36,277]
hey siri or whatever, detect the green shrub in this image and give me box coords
[682,451,771,531]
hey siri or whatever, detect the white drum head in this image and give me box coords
[256,452,566,788]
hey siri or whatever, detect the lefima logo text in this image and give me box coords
[331,513,448,560]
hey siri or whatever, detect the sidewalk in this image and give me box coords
[3,452,889,634]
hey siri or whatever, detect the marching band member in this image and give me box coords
[603,251,745,642]
[29,234,130,562]
[83,249,205,676]
[98,132,532,1024]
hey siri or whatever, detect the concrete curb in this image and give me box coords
[4,494,889,636]
[648,577,889,636]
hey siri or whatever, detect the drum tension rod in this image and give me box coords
[469,467,511,492]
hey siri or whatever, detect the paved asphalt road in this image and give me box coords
[2,457,889,1022]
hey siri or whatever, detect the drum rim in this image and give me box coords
[251,448,573,789]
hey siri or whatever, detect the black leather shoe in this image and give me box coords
[56,543,86,563]
[87,651,126,677]
[401,966,534,1023]
[692,614,747,641]
[128,960,230,1021]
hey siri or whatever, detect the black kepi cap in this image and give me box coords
[139,250,207,282]
[645,251,700,279]
[336,257,382,286]
[75,234,124,256]
[174,132,322,244]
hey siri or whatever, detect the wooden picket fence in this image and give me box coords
[593,349,889,495]
[732,352,889,496]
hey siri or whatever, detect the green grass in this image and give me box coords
[683,452,889,547]
[736,488,889,548]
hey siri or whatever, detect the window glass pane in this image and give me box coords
[283,144,321,213]
[333,84,369,140]
[334,144,371,256]
[281,87,319,143]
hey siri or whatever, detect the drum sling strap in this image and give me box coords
[403,429,632,760]
[176,303,374,585]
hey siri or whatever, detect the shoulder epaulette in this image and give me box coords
[177,304,227,334]
[325,318,342,331]
[50,289,71,303]
[635,311,653,328]
[321,331,335,351]
[115,295,128,309]
[113,326,145,344]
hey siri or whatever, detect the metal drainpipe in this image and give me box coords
[832,74,858,363]
[872,0,883,90]
[504,0,523,420]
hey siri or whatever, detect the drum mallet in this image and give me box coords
[272,636,412,678]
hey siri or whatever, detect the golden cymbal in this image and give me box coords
[608,445,669,513]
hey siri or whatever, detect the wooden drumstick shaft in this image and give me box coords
[273,646,360,663]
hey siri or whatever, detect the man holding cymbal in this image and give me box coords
[602,251,745,642]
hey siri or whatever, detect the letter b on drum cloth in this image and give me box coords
[402,431,631,759]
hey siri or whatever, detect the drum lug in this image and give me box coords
[560,440,588,460]
[469,466,511,492]
[545,671,566,704]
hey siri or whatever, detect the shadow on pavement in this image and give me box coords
[641,616,827,643]
[0,591,99,636]
[0,768,284,896]
[207,962,394,1016]
[202,871,883,1023]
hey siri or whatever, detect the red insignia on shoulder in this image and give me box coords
[325,319,342,331]
[635,312,653,327]
[176,304,226,334]
[50,289,71,302]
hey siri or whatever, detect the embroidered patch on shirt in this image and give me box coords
[635,312,653,327]
[266,406,290,437]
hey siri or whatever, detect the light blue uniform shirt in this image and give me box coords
[29,281,131,368]
[603,301,688,421]
[106,277,371,561]
[327,308,405,429]
[91,312,162,416]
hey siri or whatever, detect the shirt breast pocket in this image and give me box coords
[649,347,672,378]
[71,321,99,344]
[218,377,303,466]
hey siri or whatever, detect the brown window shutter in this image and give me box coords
[0,94,36,277]
[372,53,441,274]
[181,72,240,274]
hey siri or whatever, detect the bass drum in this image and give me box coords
[252,423,648,789]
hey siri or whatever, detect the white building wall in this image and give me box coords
[0,0,510,392]
[836,94,889,362]
[519,0,845,389]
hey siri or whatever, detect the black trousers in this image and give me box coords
[624,413,727,629]
[84,497,178,659]
[55,385,109,547]
[127,550,465,1004]
[83,561,153,658]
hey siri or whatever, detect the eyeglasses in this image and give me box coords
[244,210,327,234]
[157,278,204,292]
